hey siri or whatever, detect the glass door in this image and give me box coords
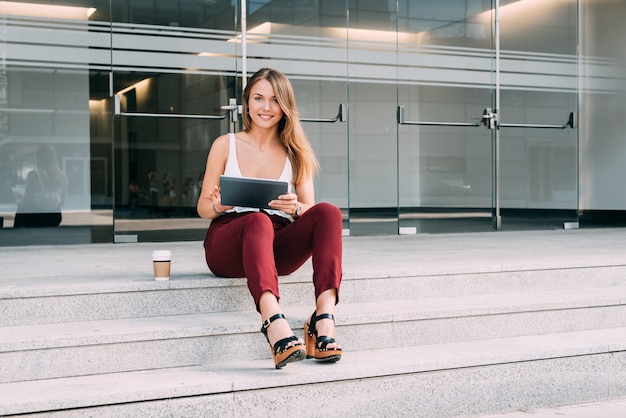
[346,2,401,236]
[396,1,496,234]
[496,0,578,230]
[108,0,579,241]
[111,1,350,241]
[396,1,578,235]
[110,1,240,242]
[243,0,350,233]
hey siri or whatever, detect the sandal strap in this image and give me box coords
[273,335,301,355]
[260,313,286,342]
[262,313,285,331]
[315,313,335,324]
[308,312,337,344]
[316,335,339,351]
[308,312,341,353]
[260,314,303,355]
[309,312,335,333]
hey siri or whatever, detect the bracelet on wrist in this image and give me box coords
[213,203,225,215]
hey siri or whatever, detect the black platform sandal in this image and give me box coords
[261,313,306,369]
[304,311,342,362]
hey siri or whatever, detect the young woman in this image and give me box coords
[197,68,343,368]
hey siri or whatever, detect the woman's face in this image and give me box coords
[247,79,284,130]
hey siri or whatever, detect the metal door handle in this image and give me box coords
[301,104,346,123]
[397,105,488,127]
[114,94,228,120]
[398,106,576,130]
[498,112,576,129]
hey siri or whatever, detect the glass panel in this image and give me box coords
[243,0,349,232]
[578,0,626,227]
[396,1,495,234]
[346,0,398,235]
[497,0,578,230]
[111,0,238,242]
[0,1,113,245]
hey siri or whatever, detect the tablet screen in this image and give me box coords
[220,175,289,209]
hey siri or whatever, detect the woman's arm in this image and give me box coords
[197,135,232,219]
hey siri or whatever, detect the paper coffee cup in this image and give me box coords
[152,250,172,280]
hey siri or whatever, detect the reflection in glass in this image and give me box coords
[0,0,111,245]
[13,145,67,228]
[109,0,238,242]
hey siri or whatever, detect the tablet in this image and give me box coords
[220,175,289,209]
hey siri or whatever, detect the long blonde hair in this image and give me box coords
[242,68,319,183]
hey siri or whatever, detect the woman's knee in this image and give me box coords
[244,211,273,224]
[242,212,274,235]
[311,202,342,224]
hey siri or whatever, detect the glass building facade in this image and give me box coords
[0,0,624,246]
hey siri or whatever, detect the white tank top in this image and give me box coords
[223,133,294,219]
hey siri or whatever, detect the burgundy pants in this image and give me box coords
[203,202,343,311]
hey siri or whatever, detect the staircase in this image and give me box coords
[2,230,626,417]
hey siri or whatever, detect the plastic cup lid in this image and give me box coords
[152,250,172,260]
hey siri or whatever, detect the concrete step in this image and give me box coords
[4,231,626,416]
[4,264,626,327]
[3,286,626,383]
[4,231,626,328]
[1,327,625,417]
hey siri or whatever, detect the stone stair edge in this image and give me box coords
[1,327,626,416]
[4,285,626,353]
[4,263,626,300]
